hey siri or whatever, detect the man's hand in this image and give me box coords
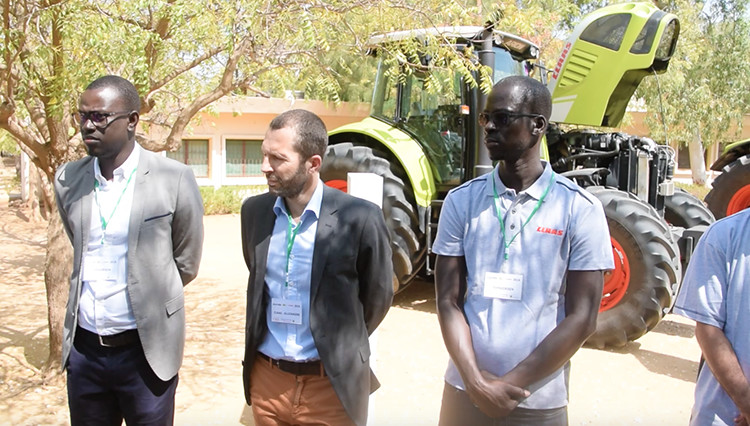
[464,370,530,418]
[734,398,750,426]
[735,413,749,426]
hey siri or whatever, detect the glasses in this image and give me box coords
[73,111,132,128]
[478,110,544,128]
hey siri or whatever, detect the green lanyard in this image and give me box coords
[284,213,301,287]
[492,172,555,260]
[94,168,137,244]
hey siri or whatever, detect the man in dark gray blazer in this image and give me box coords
[54,75,204,425]
[241,109,393,426]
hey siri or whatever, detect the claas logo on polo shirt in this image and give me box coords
[537,226,564,236]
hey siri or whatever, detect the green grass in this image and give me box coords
[200,185,267,215]
[675,182,711,201]
[200,181,711,215]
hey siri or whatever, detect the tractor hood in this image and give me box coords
[548,2,679,128]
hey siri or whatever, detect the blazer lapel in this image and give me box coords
[128,150,151,255]
[253,227,272,291]
[310,186,339,301]
[79,161,95,252]
[253,194,277,292]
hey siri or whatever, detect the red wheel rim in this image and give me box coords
[600,237,630,312]
[727,184,750,216]
[324,179,348,192]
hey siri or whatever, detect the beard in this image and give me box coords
[266,163,309,199]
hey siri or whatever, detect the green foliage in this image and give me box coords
[199,185,267,215]
[676,181,711,201]
[0,131,20,155]
[637,0,750,148]
[2,0,530,169]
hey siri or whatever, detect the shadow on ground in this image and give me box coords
[393,279,436,314]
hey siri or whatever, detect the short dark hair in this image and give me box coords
[85,75,141,112]
[269,109,328,159]
[495,75,551,119]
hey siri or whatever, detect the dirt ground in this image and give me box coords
[0,160,703,425]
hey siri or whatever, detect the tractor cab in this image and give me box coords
[367,27,539,191]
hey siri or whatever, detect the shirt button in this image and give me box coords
[512,209,517,214]
[510,225,516,230]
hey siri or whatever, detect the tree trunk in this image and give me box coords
[689,128,707,186]
[25,163,44,222]
[43,209,71,378]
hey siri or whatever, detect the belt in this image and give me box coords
[76,326,140,348]
[258,352,326,376]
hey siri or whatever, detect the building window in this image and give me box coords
[226,139,263,177]
[167,139,209,178]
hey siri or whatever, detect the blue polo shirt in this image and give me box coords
[673,208,750,426]
[433,162,614,409]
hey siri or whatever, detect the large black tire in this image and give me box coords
[585,187,682,349]
[705,155,750,219]
[320,143,425,293]
[664,187,715,228]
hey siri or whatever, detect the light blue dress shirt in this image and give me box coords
[258,180,324,361]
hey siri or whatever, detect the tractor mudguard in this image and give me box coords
[328,117,437,208]
[709,138,750,171]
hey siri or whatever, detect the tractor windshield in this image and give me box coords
[493,47,529,82]
[370,45,529,185]
[371,62,465,184]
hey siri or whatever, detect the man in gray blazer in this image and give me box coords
[54,75,203,425]
[241,109,393,426]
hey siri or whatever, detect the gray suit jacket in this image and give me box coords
[240,185,393,426]
[54,148,204,381]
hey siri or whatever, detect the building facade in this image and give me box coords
[170,96,368,188]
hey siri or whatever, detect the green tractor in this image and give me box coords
[705,138,750,219]
[321,2,713,347]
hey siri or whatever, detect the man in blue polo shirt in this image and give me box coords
[433,76,614,425]
[673,208,750,426]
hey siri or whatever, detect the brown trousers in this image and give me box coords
[249,355,355,426]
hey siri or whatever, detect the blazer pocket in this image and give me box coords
[165,293,184,317]
[359,343,371,363]
[144,212,173,223]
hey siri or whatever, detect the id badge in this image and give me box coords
[483,272,523,300]
[82,253,119,281]
[271,298,302,325]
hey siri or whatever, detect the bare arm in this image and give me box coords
[695,322,750,425]
[435,255,529,418]
[501,270,603,388]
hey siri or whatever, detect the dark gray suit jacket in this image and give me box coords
[241,185,393,426]
[54,148,204,381]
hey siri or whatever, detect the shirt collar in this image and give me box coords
[94,143,141,185]
[486,161,554,200]
[273,178,324,221]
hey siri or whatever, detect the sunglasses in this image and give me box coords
[73,111,132,128]
[478,110,544,127]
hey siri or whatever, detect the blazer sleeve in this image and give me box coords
[54,164,74,243]
[171,166,204,285]
[357,205,394,335]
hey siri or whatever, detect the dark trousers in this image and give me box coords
[438,383,568,426]
[67,327,178,426]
